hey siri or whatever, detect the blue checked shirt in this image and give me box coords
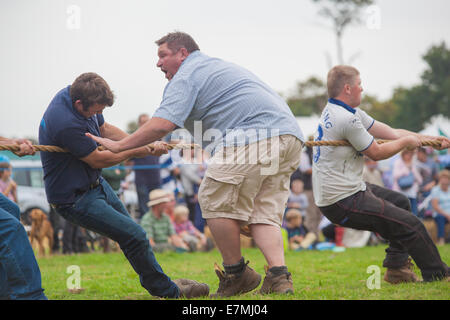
[153,51,304,153]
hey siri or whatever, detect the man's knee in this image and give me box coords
[0,216,25,244]
[395,193,412,212]
[118,224,149,252]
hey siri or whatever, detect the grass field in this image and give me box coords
[37,244,449,300]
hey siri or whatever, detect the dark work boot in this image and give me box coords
[384,258,420,284]
[211,261,261,297]
[259,265,294,294]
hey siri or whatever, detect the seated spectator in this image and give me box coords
[363,157,384,187]
[319,215,335,242]
[0,156,17,203]
[283,209,316,251]
[140,189,189,253]
[438,149,450,170]
[430,170,450,245]
[102,164,127,196]
[179,148,203,225]
[287,179,309,217]
[173,205,213,252]
[164,190,177,221]
[417,147,439,197]
[392,149,422,216]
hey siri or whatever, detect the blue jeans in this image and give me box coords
[0,194,47,300]
[55,179,179,298]
[408,197,419,216]
[434,214,448,239]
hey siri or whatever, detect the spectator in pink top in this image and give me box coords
[0,158,17,203]
[392,149,423,216]
[173,205,213,252]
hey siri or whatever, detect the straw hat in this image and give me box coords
[147,189,171,207]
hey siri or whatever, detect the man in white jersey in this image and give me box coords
[313,65,449,283]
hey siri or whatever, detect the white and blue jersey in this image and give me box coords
[312,98,375,207]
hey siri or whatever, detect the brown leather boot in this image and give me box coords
[384,258,420,284]
[173,279,210,298]
[259,265,294,294]
[211,261,261,297]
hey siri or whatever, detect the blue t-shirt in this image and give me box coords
[285,225,308,239]
[153,51,304,154]
[39,86,104,204]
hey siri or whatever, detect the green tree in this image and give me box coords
[359,94,399,125]
[286,76,328,116]
[390,42,450,131]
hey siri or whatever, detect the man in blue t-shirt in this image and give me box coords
[39,72,209,298]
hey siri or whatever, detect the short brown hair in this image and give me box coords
[285,209,302,221]
[327,65,360,98]
[70,72,114,110]
[155,31,200,53]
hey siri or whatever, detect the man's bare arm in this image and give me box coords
[99,122,129,141]
[80,141,168,169]
[369,121,450,150]
[86,117,176,153]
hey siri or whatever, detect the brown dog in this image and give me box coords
[30,209,54,256]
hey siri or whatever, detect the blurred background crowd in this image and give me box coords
[1,116,449,256]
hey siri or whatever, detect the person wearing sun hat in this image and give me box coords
[140,189,189,253]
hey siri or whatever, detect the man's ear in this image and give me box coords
[343,84,351,95]
[179,47,190,61]
[74,99,84,110]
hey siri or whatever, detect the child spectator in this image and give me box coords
[363,157,384,187]
[140,189,189,253]
[430,170,450,245]
[173,205,213,252]
[0,156,17,203]
[283,209,316,251]
[287,179,309,217]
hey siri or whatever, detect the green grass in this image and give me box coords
[37,244,450,300]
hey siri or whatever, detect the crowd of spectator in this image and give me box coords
[286,143,450,250]
[2,126,450,255]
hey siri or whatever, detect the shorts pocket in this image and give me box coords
[199,170,245,212]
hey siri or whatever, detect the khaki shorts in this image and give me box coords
[199,135,303,227]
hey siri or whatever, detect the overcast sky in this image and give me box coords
[1,0,449,139]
